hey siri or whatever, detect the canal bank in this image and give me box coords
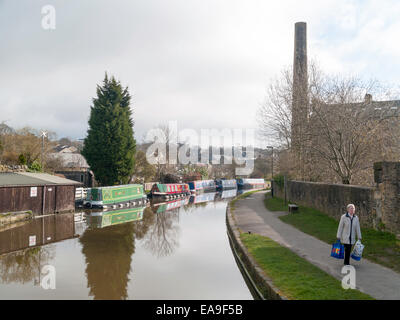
[226,194,287,300]
[226,191,400,299]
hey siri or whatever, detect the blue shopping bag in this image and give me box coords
[331,240,344,259]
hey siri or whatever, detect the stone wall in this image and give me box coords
[272,161,400,235]
[0,164,28,172]
[374,162,400,235]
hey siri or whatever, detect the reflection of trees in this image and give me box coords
[142,208,180,258]
[0,246,54,284]
[79,208,154,300]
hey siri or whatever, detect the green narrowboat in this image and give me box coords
[83,184,147,209]
[86,206,145,228]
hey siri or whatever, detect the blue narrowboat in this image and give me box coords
[188,180,216,193]
[236,178,265,189]
[215,179,237,191]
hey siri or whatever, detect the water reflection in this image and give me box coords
[215,189,237,201]
[79,206,153,300]
[0,214,76,286]
[143,199,184,258]
[189,192,216,204]
[0,247,54,286]
[85,206,145,229]
[0,189,256,299]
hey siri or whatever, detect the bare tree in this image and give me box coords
[258,62,400,185]
[309,75,400,184]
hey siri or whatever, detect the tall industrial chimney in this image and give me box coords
[293,22,307,93]
[291,22,308,178]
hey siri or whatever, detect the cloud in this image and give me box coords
[0,0,399,142]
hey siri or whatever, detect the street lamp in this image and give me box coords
[266,146,274,196]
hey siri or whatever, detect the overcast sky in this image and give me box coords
[1,0,399,146]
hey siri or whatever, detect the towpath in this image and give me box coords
[232,191,400,300]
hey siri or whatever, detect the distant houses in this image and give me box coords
[49,144,95,187]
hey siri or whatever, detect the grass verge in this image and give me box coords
[265,194,400,273]
[240,233,373,300]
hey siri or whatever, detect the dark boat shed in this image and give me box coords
[0,172,81,215]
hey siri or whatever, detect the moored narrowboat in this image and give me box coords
[150,183,191,199]
[215,179,237,191]
[188,180,216,193]
[236,178,265,189]
[83,184,147,209]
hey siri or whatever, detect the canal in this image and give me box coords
[0,190,254,300]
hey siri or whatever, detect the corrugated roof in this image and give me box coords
[0,172,81,186]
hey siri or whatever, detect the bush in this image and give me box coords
[18,154,27,165]
[28,160,42,172]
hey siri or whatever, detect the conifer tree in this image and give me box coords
[82,74,136,186]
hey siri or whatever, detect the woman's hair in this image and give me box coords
[347,204,355,210]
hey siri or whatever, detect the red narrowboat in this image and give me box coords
[150,183,191,198]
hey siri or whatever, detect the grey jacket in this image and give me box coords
[336,213,362,245]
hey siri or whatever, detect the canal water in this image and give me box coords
[0,190,254,300]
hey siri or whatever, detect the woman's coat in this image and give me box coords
[336,213,362,245]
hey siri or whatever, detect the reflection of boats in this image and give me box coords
[188,180,216,193]
[236,178,265,190]
[216,189,238,200]
[189,192,216,204]
[150,183,191,199]
[151,197,189,214]
[85,206,145,229]
[83,184,147,209]
[215,179,237,191]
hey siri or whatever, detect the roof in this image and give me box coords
[0,172,82,187]
[48,152,89,168]
[315,98,400,120]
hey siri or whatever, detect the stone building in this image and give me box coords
[49,147,94,187]
[290,22,400,184]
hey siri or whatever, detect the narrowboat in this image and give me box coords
[83,184,147,209]
[215,179,237,190]
[188,180,216,193]
[86,206,145,229]
[236,178,265,189]
[189,192,216,204]
[150,183,191,199]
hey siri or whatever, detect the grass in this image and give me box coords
[240,233,373,300]
[265,194,400,273]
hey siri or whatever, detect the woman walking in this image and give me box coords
[336,204,362,265]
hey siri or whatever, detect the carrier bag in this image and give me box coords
[331,240,344,259]
[351,240,364,261]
